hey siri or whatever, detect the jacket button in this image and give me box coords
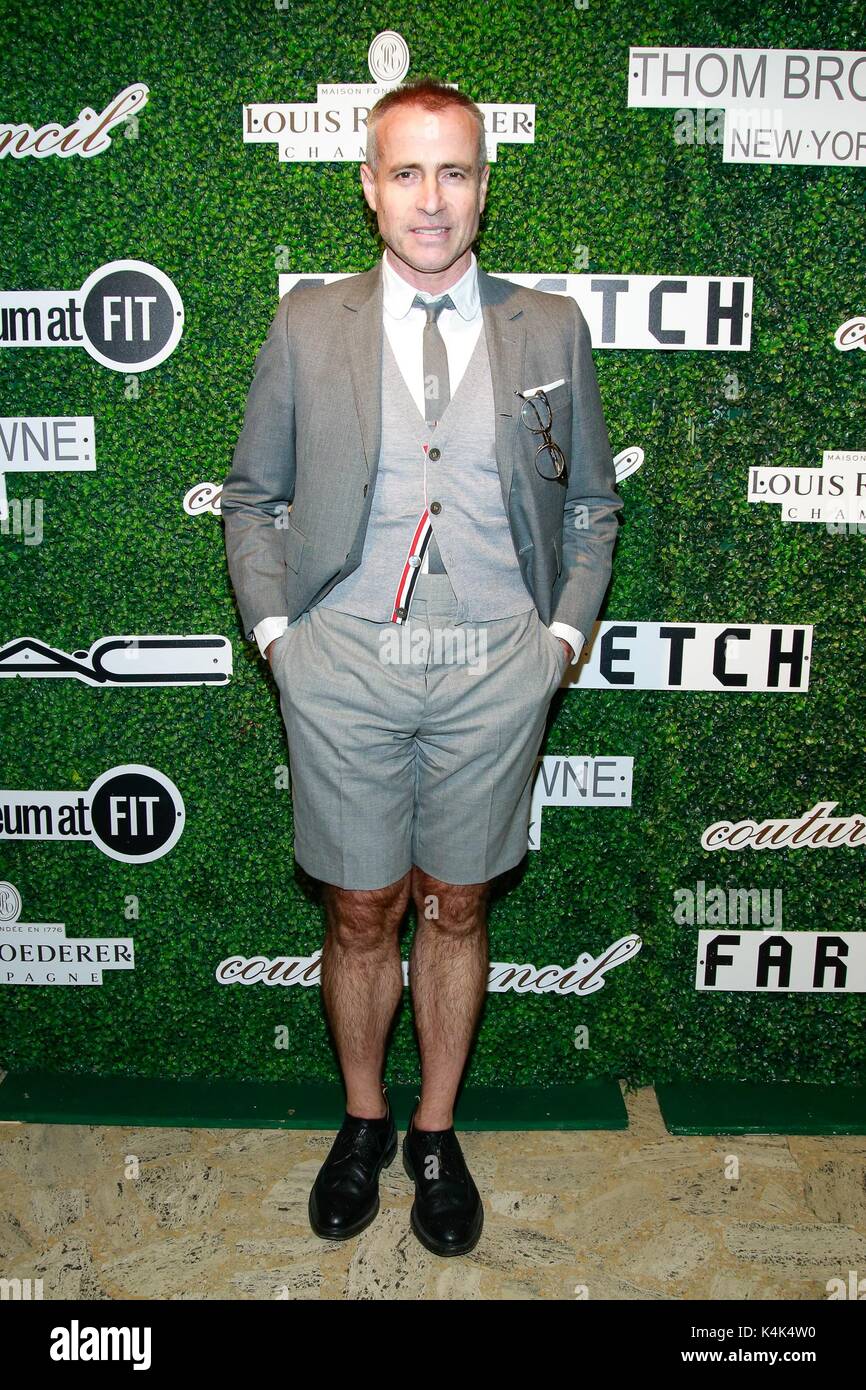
[396,606,406,618]
[363,483,368,495]
[430,500,442,514]
[428,447,441,461]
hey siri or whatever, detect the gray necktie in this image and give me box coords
[412,292,455,573]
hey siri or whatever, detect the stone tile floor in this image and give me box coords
[1,1084,864,1300]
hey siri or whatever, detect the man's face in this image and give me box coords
[360,102,490,289]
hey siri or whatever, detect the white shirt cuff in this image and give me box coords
[548,622,585,663]
[253,615,289,659]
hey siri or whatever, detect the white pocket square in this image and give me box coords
[518,377,567,399]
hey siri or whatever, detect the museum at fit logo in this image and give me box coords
[0,260,184,372]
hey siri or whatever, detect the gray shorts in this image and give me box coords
[270,572,569,889]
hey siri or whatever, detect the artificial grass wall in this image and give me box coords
[0,0,863,1090]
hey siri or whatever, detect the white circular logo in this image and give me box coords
[78,259,185,372]
[368,31,410,85]
[0,883,22,923]
[87,764,186,862]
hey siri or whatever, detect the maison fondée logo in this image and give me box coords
[0,883,135,988]
[243,30,535,165]
[0,260,184,372]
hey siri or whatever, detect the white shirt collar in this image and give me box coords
[381,246,479,321]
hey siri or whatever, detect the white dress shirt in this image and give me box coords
[252,246,585,664]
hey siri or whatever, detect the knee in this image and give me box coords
[411,867,489,936]
[324,872,411,948]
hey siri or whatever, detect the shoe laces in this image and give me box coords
[409,1127,471,1209]
[324,1112,390,1189]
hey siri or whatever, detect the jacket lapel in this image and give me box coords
[344,264,383,483]
[478,264,526,508]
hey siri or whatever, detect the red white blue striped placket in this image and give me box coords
[390,508,435,624]
[389,439,437,625]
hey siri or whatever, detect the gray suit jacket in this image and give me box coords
[221,259,622,644]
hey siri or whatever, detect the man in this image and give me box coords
[221,77,622,1258]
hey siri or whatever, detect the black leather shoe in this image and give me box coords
[402,1099,484,1256]
[308,1088,397,1240]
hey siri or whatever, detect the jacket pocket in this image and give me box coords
[282,519,306,573]
[545,380,572,413]
[271,613,304,674]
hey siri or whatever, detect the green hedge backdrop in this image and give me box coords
[1,0,864,1092]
